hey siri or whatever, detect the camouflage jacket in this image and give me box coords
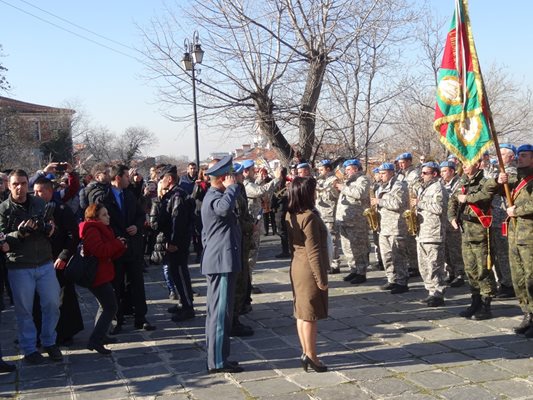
[448,169,497,242]
[376,176,409,236]
[416,178,448,243]
[503,166,533,245]
[316,172,339,223]
[491,164,517,227]
[243,177,278,221]
[236,182,255,239]
[397,165,421,193]
[335,172,370,226]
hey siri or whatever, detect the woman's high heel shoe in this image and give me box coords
[87,342,112,355]
[301,355,327,373]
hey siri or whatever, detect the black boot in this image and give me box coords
[459,294,482,318]
[514,312,532,335]
[473,297,492,320]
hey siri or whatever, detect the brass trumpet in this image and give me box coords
[363,189,380,232]
[403,208,418,236]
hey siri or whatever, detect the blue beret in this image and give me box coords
[439,161,456,170]
[241,159,254,169]
[45,173,56,180]
[397,152,412,160]
[447,154,457,160]
[378,162,395,171]
[319,159,332,167]
[517,144,533,154]
[422,161,440,170]
[233,163,244,174]
[343,159,361,168]
[206,155,233,177]
[500,143,517,154]
[297,162,310,169]
[372,167,379,174]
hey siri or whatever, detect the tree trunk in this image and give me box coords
[299,55,327,161]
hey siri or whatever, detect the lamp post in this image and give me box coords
[181,31,204,169]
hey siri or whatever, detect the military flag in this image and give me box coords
[434,0,493,165]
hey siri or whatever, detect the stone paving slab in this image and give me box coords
[0,235,531,399]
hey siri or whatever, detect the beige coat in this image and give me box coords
[286,210,329,321]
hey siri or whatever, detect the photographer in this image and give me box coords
[0,169,62,364]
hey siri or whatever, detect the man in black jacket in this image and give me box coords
[90,164,155,332]
[152,165,195,322]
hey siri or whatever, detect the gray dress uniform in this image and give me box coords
[416,178,448,298]
[398,165,420,273]
[442,174,465,280]
[201,162,242,371]
[335,172,371,275]
[376,176,410,286]
[316,172,340,270]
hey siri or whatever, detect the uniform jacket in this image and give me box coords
[316,173,339,223]
[398,165,421,192]
[79,220,126,287]
[201,184,242,275]
[243,177,277,220]
[503,166,533,245]
[335,172,370,226]
[491,164,517,227]
[416,179,448,243]
[376,176,409,236]
[0,195,53,268]
[236,182,254,239]
[448,169,497,242]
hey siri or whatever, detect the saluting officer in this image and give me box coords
[497,144,533,337]
[315,160,341,273]
[335,159,371,284]
[201,156,243,374]
[448,159,498,320]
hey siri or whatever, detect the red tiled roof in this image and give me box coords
[0,96,75,114]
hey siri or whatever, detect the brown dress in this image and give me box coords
[286,210,329,320]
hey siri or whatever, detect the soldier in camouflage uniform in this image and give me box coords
[229,163,255,336]
[489,144,517,298]
[335,159,370,284]
[315,160,341,273]
[448,160,498,320]
[440,160,465,287]
[370,167,383,270]
[396,152,420,277]
[413,162,449,307]
[371,163,410,294]
[497,144,533,337]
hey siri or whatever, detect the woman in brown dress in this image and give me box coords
[286,176,329,372]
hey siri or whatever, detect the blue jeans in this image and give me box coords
[8,262,60,355]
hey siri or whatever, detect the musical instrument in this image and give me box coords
[403,185,419,236]
[363,188,380,232]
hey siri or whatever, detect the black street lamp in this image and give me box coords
[182,31,204,169]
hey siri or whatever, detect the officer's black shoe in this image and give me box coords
[459,294,482,318]
[513,312,532,335]
[449,276,465,288]
[380,282,395,291]
[171,308,195,322]
[390,284,409,294]
[230,322,254,337]
[524,325,533,338]
[473,297,492,320]
[343,272,359,282]
[275,252,291,258]
[208,364,244,374]
[349,274,367,285]
[0,360,16,373]
[495,284,515,299]
[329,267,340,274]
[167,305,181,314]
[427,296,445,307]
[240,303,252,315]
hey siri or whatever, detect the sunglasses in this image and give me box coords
[421,171,434,175]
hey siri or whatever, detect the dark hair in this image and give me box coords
[91,162,108,176]
[287,177,316,213]
[33,177,54,190]
[85,203,106,221]
[8,169,28,181]
[109,164,129,180]
[188,162,197,168]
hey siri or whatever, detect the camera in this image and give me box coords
[55,162,67,172]
[17,202,55,236]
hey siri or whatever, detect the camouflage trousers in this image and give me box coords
[379,234,409,286]
[338,223,369,274]
[372,231,382,265]
[490,226,513,287]
[417,241,446,297]
[248,225,261,272]
[323,221,340,269]
[444,226,465,278]
[509,235,533,313]
[462,237,497,297]
[405,234,419,271]
[234,236,252,314]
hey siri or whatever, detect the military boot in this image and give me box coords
[514,312,533,335]
[459,294,482,318]
[473,297,492,320]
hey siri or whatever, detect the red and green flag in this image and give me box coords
[433,0,493,165]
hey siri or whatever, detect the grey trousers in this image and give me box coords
[417,242,446,297]
[379,234,409,286]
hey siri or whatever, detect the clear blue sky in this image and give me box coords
[0,0,531,160]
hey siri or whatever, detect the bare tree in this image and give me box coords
[115,126,157,166]
[0,45,9,92]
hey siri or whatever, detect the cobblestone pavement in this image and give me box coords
[0,235,532,399]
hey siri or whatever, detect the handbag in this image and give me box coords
[64,244,98,288]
